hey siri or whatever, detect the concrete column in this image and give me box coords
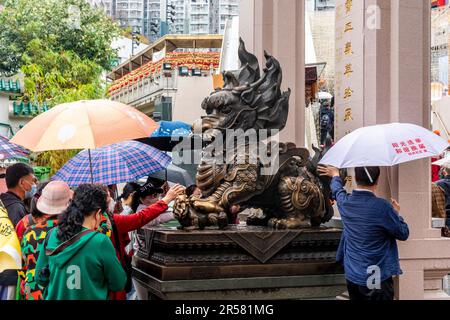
[364,0,449,300]
[239,0,305,146]
[363,0,391,126]
[363,0,393,199]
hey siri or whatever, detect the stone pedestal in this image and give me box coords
[132,226,345,300]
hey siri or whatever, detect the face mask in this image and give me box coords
[108,199,116,214]
[122,205,133,215]
[23,180,37,199]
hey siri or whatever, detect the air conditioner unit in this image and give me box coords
[192,69,202,76]
[179,66,189,76]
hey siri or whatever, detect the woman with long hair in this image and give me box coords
[35,184,126,300]
[100,182,185,300]
[118,182,140,215]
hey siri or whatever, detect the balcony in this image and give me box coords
[10,101,49,118]
[0,79,21,94]
[109,71,178,106]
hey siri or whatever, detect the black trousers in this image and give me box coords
[346,277,395,301]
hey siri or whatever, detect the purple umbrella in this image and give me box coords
[53,141,171,187]
[0,135,29,160]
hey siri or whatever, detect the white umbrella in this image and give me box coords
[318,92,333,100]
[319,123,449,168]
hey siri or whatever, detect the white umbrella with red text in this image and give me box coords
[319,123,449,168]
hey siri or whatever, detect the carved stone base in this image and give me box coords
[132,225,345,300]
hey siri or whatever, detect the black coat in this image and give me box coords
[0,192,27,287]
[0,191,27,227]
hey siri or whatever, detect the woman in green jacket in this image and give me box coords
[35,184,126,300]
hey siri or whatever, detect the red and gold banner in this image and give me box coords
[108,52,220,95]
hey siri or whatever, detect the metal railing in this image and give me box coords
[0,79,20,94]
[110,71,178,105]
[10,101,49,117]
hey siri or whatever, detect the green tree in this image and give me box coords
[0,0,121,172]
[21,39,105,105]
[0,0,120,75]
[21,40,106,173]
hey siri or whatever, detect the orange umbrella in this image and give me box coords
[11,100,158,152]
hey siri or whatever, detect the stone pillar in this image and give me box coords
[388,0,450,300]
[352,0,450,300]
[239,0,305,146]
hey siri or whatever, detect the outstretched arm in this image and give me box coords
[113,185,185,233]
[317,166,349,203]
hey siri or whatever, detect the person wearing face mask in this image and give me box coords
[0,163,37,300]
[35,184,126,300]
[118,183,140,215]
[131,182,175,226]
[15,181,50,242]
[102,182,185,300]
[0,163,37,227]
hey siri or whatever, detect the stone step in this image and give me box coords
[336,291,349,300]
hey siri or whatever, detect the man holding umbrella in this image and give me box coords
[318,165,409,301]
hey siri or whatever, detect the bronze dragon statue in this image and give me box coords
[173,39,336,230]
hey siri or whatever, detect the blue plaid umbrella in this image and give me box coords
[0,135,29,160]
[53,141,171,187]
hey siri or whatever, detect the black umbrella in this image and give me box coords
[136,136,183,152]
[148,164,195,187]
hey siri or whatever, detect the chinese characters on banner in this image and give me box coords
[335,0,365,191]
[335,0,365,140]
[391,139,428,157]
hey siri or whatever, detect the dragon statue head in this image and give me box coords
[196,38,291,136]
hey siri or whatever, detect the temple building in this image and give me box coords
[107,34,222,124]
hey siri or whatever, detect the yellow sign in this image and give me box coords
[0,201,21,272]
[345,0,353,14]
[344,42,354,55]
[344,108,354,121]
[344,22,354,33]
[344,63,354,76]
[344,87,354,99]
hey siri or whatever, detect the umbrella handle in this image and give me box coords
[88,149,94,184]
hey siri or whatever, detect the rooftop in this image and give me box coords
[107,34,223,81]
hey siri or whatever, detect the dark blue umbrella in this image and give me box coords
[136,121,192,152]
